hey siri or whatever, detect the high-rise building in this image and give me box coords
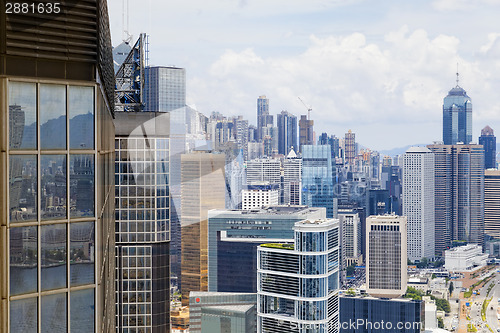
[428,144,485,252]
[0,1,116,331]
[339,212,362,270]
[189,292,257,333]
[144,66,186,112]
[235,116,249,161]
[485,169,500,240]
[181,151,226,304]
[246,158,282,202]
[403,147,435,261]
[242,183,280,210]
[207,206,326,293]
[257,219,340,333]
[298,115,314,152]
[114,113,171,332]
[283,148,302,205]
[443,80,472,145]
[257,95,273,141]
[479,125,496,169]
[344,130,356,167]
[366,215,407,298]
[277,111,298,156]
[302,145,335,218]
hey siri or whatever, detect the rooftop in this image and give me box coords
[260,243,294,250]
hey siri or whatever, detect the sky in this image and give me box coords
[108,0,500,151]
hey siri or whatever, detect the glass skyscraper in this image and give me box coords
[277,111,297,156]
[1,1,116,331]
[443,83,472,145]
[479,125,496,169]
[144,66,186,112]
[302,145,335,218]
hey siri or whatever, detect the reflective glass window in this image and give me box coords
[70,288,95,333]
[9,82,37,149]
[70,155,94,217]
[41,293,67,332]
[41,155,67,220]
[70,222,95,286]
[69,86,94,149]
[41,224,67,291]
[9,155,37,222]
[9,226,37,295]
[10,297,37,333]
[40,84,66,149]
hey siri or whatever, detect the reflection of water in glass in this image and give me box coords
[10,266,37,295]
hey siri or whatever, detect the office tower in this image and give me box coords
[339,212,362,269]
[443,79,472,145]
[302,145,335,218]
[330,135,340,159]
[181,152,226,304]
[144,66,186,112]
[225,152,246,210]
[339,296,423,333]
[114,113,171,332]
[366,215,407,298]
[277,111,298,155]
[189,292,257,333]
[248,141,263,160]
[207,206,326,292]
[403,147,435,261]
[344,130,356,167]
[261,124,278,156]
[283,148,302,205]
[246,157,281,189]
[428,144,485,253]
[0,1,116,331]
[235,116,249,160]
[479,125,496,169]
[485,169,500,240]
[242,183,280,210]
[257,219,340,333]
[298,115,314,152]
[257,95,273,141]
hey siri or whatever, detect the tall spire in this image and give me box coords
[456,63,460,87]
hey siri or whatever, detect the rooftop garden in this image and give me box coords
[260,243,294,250]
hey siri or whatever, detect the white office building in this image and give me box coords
[339,212,362,268]
[242,183,280,210]
[257,219,340,333]
[444,244,488,271]
[403,147,435,261]
[283,148,302,205]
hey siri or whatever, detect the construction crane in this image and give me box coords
[298,97,312,120]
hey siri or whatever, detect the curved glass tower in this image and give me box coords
[443,85,472,145]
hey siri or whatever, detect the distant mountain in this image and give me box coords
[378,144,428,157]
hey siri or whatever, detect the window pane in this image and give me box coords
[9,82,37,149]
[10,297,37,333]
[41,224,67,291]
[9,155,37,222]
[70,155,94,217]
[69,86,94,149]
[70,289,95,333]
[70,222,95,286]
[41,293,67,332]
[40,84,66,149]
[41,155,67,220]
[10,226,37,295]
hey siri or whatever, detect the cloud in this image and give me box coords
[432,0,500,11]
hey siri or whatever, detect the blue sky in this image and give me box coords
[108,0,500,151]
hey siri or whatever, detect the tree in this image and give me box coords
[346,264,356,277]
[449,282,454,295]
[437,317,444,329]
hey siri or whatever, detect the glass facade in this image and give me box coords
[144,66,186,112]
[4,80,116,333]
[442,86,472,145]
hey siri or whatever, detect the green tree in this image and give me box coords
[449,282,454,295]
[437,317,444,329]
[346,264,356,277]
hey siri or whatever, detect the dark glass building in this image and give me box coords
[443,83,472,145]
[277,111,297,155]
[1,1,116,331]
[479,125,496,169]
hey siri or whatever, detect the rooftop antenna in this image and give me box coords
[456,63,460,87]
[122,0,132,43]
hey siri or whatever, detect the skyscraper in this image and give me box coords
[339,212,362,269]
[302,145,335,218]
[366,215,407,298]
[479,125,496,169]
[428,144,485,252]
[257,95,273,141]
[298,115,314,152]
[484,169,500,240]
[257,219,340,333]
[277,110,298,155]
[144,66,186,112]
[283,148,302,205]
[403,147,435,261]
[1,1,116,331]
[235,116,249,161]
[181,151,226,304]
[344,130,356,167]
[114,113,171,332]
[443,79,472,145]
